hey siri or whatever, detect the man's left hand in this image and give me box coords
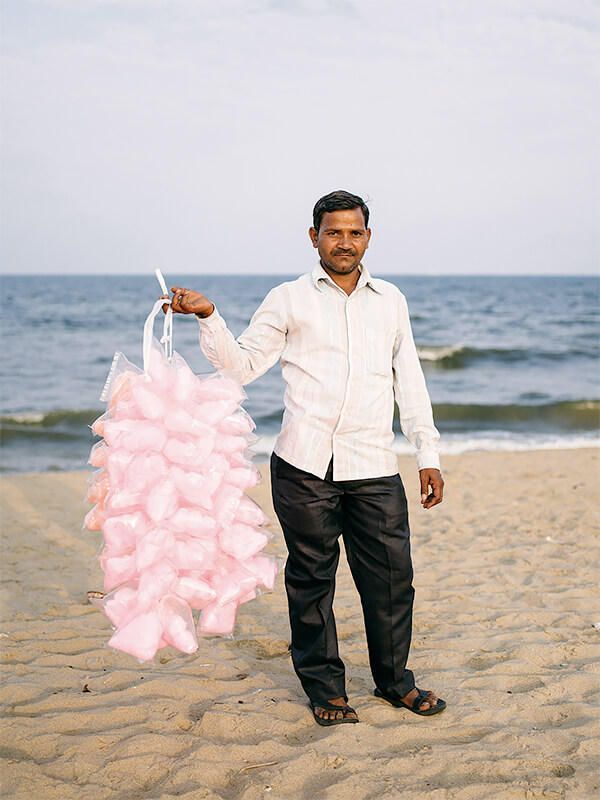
[419,468,444,509]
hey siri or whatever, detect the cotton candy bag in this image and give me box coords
[85,271,282,662]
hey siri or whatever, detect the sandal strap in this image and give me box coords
[413,689,431,711]
[311,700,356,714]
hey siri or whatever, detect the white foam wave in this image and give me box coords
[249,432,600,461]
[417,343,465,361]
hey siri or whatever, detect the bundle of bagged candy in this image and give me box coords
[84,286,280,661]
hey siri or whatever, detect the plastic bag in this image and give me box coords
[85,271,282,662]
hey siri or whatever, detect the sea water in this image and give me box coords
[1,273,598,473]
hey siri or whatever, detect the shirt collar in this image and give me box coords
[311,262,381,294]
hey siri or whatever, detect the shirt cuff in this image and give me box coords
[416,451,441,471]
[196,306,224,329]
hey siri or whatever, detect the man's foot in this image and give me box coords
[374,686,446,716]
[401,687,438,712]
[310,697,359,726]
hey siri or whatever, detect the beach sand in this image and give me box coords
[1,449,599,800]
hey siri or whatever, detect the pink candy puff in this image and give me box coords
[163,437,215,469]
[212,483,243,527]
[198,599,239,636]
[218,410,255,436]
[135,527,177,572]
[84,505,105,531]
[193,398,240,427]
[174,573,216,609]
[223,465,261,491]
[171,361,200,407]
[124,453,166,495]
[219,522,269,561]
[235,496,268,527]
[146,346,175,389]
[88,441,107,468]
[195,374,245,404]
[170,507,217,539]
[104,486,144,516]
[243,555,280,591]
[101,551,138,591]
[108,369,140,409]
[238,588,258,605]
[105,447,135,486]
[212,560,258,606]
[103,511,149,552]
[159,595,198,654]
[175,537,218,571]
[120,423,168,455]
[200,453,231,495]
[169,466,214,510]
[137,559,178,607]
[143,477,178,523]
[102,418,138,448]
[212,433,248,456]
[108,610,163,661]
[90,412,109,438]
[131,380,168,420]
[100,584,141,628]
[86,470,111,505]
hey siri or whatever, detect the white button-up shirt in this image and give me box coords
[197,263,441,481]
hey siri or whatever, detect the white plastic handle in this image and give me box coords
[142,270,173,372]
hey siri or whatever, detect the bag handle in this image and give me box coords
[142,269,173,372]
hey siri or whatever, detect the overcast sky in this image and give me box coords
[1,0,598,275]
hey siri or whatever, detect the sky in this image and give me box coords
[1,0,598,276]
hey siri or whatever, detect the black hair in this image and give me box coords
[312,190,370,232]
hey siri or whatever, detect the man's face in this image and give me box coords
[309,208,371,276]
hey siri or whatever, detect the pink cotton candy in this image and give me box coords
[121,424,168,454]
[218,411,255,436]
[105,447,134,485]
[235,496,268,527]
[89,441,107,467]
[224,466,261,491]
[193,398,240,426]
[159,595,198,654]
[212,562,258,606]
[198,599,239,636]
[108,610,163,661]
[174,574,216,609]
[146,347,175,387]
[138,559,178,606]
[131,381,168,420]
[108,370,140,409]
[101,551,138,591]
[103,511,148,551]
[125,453,166,495]
[244,555,279,590]
[170,507,217,538]
[175,538,218,571]
[164,437,215,469]
[213,433,248,455]
[196,375,245,404]
[102,584,140,628]
[135,527,177,571]
[91,413,109,437]
[172,362,200,406]
[84,505,105,531]
[86,471,111,505]
[212,483,243,527]
[170,466,214,509]
[220,522,269,561]
[144,477,178,522]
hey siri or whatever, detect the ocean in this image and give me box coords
[1,273,598,473]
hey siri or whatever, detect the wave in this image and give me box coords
[428,400,600,431]
[416,343,598,368]
[0,409,99,442]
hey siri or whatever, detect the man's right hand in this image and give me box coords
[161,286,215,318]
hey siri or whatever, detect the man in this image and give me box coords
[165,190,446,725]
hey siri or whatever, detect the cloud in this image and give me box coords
[1,0,598,274]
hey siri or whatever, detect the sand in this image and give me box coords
[1,449,599,800]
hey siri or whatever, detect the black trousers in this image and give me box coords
[270,453,416,704]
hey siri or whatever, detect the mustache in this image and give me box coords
[332,249,357,255]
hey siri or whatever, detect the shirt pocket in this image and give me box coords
[365,330,395,376]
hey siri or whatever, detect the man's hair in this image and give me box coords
[312,190,370,232]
